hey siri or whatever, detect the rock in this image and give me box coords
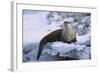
[23,55,31,62]
[77,47,91,59]
[23,43,38,54]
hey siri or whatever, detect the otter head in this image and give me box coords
[63,21,71,31]
[63,21,71,28]
[62,21,76,43]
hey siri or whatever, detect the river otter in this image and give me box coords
[37,22,76,60]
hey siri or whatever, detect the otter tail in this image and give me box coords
[37,44,44,60]
[37,38,47,60]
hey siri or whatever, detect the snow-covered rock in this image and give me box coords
[76,32,91,45]
[77,47,91,59]
[46,42,85,56]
